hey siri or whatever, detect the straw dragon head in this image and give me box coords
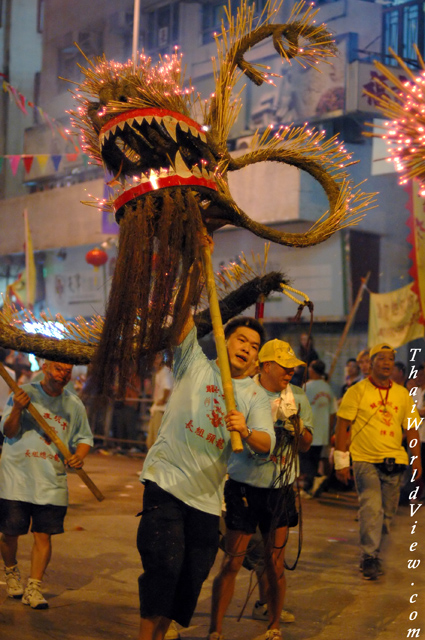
[66,0,375,393]
[72,0,373,244]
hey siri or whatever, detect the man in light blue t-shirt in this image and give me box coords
[137,278,275,640]
[0,361,93,610]
[209,339,313,640]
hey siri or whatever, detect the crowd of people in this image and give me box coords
[0,306,423,640]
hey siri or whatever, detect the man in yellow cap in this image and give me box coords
[335,343,422,580]
[208,339,313,640]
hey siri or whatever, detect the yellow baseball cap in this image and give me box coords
[258,339,306,368]
[369,343,396,359]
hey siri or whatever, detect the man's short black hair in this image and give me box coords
[394,361,407,375]
[224,317,266,346]
[0,348,11,364]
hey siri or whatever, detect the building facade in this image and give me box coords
[0,0,422,381]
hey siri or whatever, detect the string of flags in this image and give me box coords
[2,78,79,148]
[0,153,90,177]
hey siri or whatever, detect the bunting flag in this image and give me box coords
[51,155,62,172]
[0,153,89,176]
[1,79,78,148]
[37,155,50,173]
[22,156,34,174]
[368,283,424,348]
[406,182,425,324]
[9,156,20,176]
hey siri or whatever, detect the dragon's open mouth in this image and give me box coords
[98,107,219,217]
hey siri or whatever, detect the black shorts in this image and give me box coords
[137,481,220,627]
[224,478,298,535]
[0,499,67,536]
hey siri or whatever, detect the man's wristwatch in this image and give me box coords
[243,427,253,440]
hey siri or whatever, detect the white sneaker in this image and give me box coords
[252,600,295,623]
[22,579,48,609]
[311,475,327,497]
[264,630,282,640]
[165,621,180,640]
[299,489,312,500]
[4,564,23,599]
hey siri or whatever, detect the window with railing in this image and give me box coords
[383,0,425,67]
[58,31,103,87]
[201,0,268,45]
[145,3,180,56]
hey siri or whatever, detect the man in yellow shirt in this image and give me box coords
[335,343,422,580]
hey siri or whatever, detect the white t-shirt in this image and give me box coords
[150,366,173,414]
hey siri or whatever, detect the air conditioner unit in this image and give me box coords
[235,135,253,151]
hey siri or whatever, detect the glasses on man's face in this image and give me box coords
[282,367,295,375]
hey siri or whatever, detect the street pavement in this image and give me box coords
[0,453,423,640]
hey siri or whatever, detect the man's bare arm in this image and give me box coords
[298,427,313,452]
[225,410,271,454]
[3,389,31,439]
[335,416,352,485]
[176,234,214,346]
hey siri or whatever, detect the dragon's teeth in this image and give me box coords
[192,165,202,178]
[144,115,153,125]
[179,121,189,133]
[135,116,144,125]
[189,126,199,138]
[175,151,192,177]
[199,130,207,143]
[163,116,178,142]
[110,124,118,135]
[201,165,210,179]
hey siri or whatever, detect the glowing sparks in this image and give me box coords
[366,46,425,195]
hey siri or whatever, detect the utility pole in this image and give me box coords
[0,0,12,199]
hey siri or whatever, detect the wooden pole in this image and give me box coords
[200,238,243,453]
[0,363,105,502]
[328,272,371,381]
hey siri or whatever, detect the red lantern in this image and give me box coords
[86,247,108,267]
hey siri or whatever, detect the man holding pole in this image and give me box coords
[0,361,93,609]
[137,238,275,640]
[209,339,313,640]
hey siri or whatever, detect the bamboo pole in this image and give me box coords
[200,238,243,453]
[327,272,371,381]
[0,363,105,501]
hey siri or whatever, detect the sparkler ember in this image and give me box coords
[365,46,425,196]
